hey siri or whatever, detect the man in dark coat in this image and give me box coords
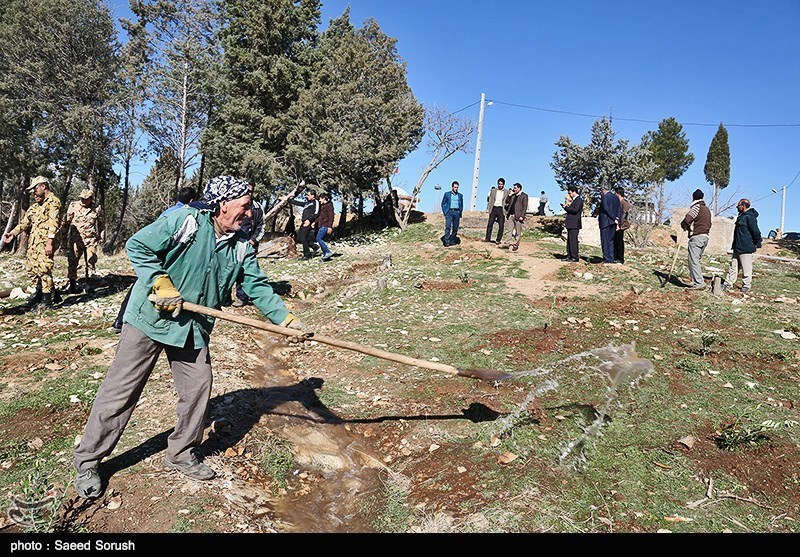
[598,184,621,263]
[502,183,529,252]
[562,185,583,262]
[723,198,761,293]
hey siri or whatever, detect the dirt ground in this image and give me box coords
[0,217,798,534]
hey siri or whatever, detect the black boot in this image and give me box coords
[25,288,43,307]
[67,280,81,294]
[35,292,52,310]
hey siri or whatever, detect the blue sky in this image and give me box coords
[109,0,800,232]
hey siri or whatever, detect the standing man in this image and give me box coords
[484,177,508,244]
[723,198,761,293]
[562,186,583,262]
[613,187,631,264]
[315,192,335,261]
[441,180,463,247]
[2,176,61,309]
[681,189,712,289]
[65,188,104,294]
[598,184,621,264]
[502,182,528,252]
[73,176,305,499]
[233,183,265,306]
[537,191,548,216]
[292,189,319,260]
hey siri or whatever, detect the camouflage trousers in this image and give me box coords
[25,241,55,294]
[67,235,98,281]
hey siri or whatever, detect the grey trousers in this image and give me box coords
[504,219,524,247]
[687,234,709,287]
[725,252,754,289]
[74,324,212,472]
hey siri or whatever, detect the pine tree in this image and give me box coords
[0,0,118,243]
[203,0,321,188]
[642,117,694,223]
[284,9,424,202]
[704,123,730,214]
[551,117,652,211]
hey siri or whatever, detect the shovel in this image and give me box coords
[151,296,512,382]
[659,234,684,288]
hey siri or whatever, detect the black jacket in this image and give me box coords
[731,208,761,254]
[563,195,583,229]
[292,197,319,225]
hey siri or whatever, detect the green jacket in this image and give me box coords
[123,206,289,348]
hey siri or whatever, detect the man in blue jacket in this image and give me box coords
[598,184,622,263]
[723,198,761,293]
[73,176,305,499]
[441,180,464,247]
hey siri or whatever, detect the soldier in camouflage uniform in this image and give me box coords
[2,176,62,308]
[65,188,103,293]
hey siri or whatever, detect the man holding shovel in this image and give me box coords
[680,189,712,289]
[73,175,304,499]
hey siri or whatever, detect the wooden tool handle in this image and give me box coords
[179,300,461,376]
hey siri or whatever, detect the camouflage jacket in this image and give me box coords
[66,200,103,241]
[11,193,62,245]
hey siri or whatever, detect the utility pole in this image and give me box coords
[772,185,786,238]
[470,92,487,212]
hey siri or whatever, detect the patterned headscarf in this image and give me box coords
[202,175,251,204]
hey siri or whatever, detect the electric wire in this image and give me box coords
[485,99,800,128]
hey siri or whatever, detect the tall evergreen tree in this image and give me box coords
[203,0,321,188]
[0,0,118,238]
[284,9,424,202]
[704,123,730,214]
[642,117,694,223]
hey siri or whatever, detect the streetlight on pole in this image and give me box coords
[470,93,493,211]
[771,185,786,238]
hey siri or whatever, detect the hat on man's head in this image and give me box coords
[692,189,704,200]
[28,175,49,193]
[79,188,94,200]
[203,175,251,204]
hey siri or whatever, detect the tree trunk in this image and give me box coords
[58,171,74,214]
[176,62,189,195]
[713,184,719,215]
[197,151,205,191]
[263,181,305,223]
[357,192,364,219]
[338,198,348,237]
[105,154,132,253]
[1,200,19,253]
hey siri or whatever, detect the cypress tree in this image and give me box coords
[704,123,730,214]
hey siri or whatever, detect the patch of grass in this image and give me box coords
[256,436,296,493]
[675,357,711,375]
[369,471,412,533]
[0,371,98,418]
[316,383,360,411]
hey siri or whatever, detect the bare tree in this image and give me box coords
[398,107,474,230]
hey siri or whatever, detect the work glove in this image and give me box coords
[151,275,183,318]
[280,313,304,330]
